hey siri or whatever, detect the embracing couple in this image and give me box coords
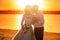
[12,5,44,40]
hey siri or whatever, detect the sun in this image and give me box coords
[14,0,45,10]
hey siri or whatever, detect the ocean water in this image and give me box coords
[0,14,60,33]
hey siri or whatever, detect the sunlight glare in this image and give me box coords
[17,14,23,30]
[14,0,45,10]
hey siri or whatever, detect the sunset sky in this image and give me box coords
[0,0,60,11]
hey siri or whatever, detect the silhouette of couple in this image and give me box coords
[12,5,44,40]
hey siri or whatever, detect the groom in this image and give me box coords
[32,5,44,40]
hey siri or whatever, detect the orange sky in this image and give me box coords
[0,0,60,11]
